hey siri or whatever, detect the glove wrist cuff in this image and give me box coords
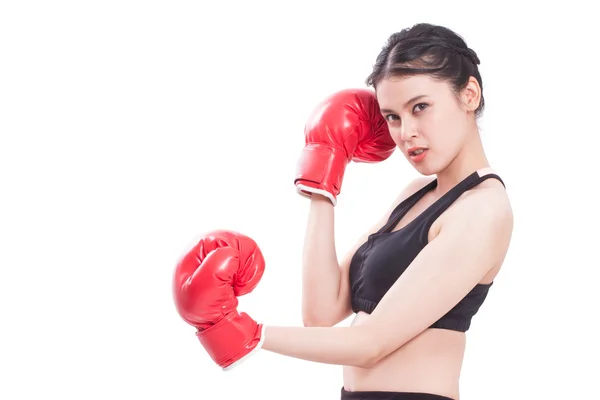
[294,144,348,205]
[195,311,262,369]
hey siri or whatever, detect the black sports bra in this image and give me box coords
[348,171,505,332]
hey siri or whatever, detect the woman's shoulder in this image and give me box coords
[450,170,513,229]
[426,168,512,235]
[402,175,437,196]
[375,176,438,227]
[470,168,512,211]
[383,175,435,208]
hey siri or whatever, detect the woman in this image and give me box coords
[172,22,514,400]
[267,23,513,399]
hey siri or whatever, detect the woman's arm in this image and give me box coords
[301,195,348,326]
[264,190,513,367]
[262,324,376,368]
[301,194,384,327]
[301,179,433,327]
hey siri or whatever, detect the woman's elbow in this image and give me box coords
[356,357,378,369]
[357,347,383,369]
[355,329,388,368]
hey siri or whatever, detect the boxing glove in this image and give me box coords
[172,229,265,370]
[294,88,396,206]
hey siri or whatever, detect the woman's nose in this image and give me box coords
[398,120,418,142]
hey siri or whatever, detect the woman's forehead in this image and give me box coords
[376,75,450,108]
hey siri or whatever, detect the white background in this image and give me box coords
[1,1,599,399]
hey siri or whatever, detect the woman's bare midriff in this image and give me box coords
[343,311,466,400]
[340,169,505,399]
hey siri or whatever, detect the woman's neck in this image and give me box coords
[434,134,490,195]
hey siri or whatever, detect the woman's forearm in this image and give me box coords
[301,196,344,324]
[261,324,377,368]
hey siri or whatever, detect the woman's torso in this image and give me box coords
[344,315,467,398]
[343,171,506,399]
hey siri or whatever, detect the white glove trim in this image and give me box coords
[295,184,337,207]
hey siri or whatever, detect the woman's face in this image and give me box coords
[376,74,479,175]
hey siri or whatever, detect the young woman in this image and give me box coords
[173,22,513,400]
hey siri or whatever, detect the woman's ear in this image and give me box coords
[461,76,481,112]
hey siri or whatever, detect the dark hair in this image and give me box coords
[366,23,485,117]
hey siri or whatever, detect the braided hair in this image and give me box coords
[366,23,485,117]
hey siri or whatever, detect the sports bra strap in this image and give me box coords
[377,179,436,234]
[420,171,505,228]
[381,171,505,235]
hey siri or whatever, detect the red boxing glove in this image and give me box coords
[172,230,265,370]
[294,88,396,206]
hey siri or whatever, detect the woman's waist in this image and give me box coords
[343,328,466,394]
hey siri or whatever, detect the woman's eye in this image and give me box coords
[385,114,400,122]
[413,103,428,113]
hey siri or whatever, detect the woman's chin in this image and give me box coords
[411,162,438,176]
